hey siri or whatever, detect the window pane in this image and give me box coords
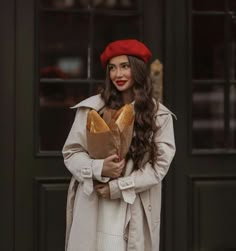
[229,0,236,11]
[93,15,141,78]
[229,15,236,80]
[192,0,225,11]
[40,12,89,79]
[192,84,225,149]
[39,82,92,151]
[230,84,236,149]
[192,15,225,79]
[92,0,141,10]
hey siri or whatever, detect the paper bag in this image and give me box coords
[86,104,134,160]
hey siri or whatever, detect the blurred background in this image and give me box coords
[1,0,236,250]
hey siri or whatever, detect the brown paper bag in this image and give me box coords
[86,104,134,160]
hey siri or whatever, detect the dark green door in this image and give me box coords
[0,0,166,250]
[164,0,236,250]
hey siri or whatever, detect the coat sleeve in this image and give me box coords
[62,108,110,195]
[109,113,176,204]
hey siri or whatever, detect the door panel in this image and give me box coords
[190,176,236,248]
[164,0,236,250]
[35,178,69,251]
[14,1,69,250]
[10,0,165,251]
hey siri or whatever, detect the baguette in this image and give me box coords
[87,110,110,133]
[115,104,134,132]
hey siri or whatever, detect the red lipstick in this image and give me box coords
[116,80,126,86]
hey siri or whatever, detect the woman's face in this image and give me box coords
[108,55,134,93]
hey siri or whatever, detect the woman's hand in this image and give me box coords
[102,154,125,178]
[95,183,110,199]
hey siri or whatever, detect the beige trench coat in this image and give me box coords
[62,94,176,251]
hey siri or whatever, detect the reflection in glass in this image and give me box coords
[192,84,225,149]
[40,0,89,9]
[92,0,140,10]
[230,84,236,148]
[39,82,103,151]
[192,0,224,11]
[93,15,141,78]
[40,0,141,10]
[40,12,89,79]
[192,15,225,79]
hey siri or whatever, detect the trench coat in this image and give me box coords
[62,94,176,251]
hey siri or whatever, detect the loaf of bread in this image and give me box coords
[87,110,110,133]
[115,104,134,132]
[86,105,134,159]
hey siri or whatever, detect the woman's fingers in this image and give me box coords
[107,154,119,162]
[102,154,125,178]
[95,183,110,199]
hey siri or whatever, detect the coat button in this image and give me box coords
[148,205,152,211]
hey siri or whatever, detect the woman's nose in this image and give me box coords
[116,67,122,77]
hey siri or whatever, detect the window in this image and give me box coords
[192,0,236,153]
[36,0,144,154]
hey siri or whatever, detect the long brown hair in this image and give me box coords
[101,56,159,169]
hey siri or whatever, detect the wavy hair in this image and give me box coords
[101,56,159,170]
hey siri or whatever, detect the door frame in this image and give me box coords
[0,1,15,250]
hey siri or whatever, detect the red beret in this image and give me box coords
[100,39,152,67]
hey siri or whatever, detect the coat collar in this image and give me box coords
[157,102,177,119]
[70,94,105,111]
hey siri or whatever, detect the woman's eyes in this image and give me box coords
[121,64,130,69]
[108,65,116,71]
[108,63,130,71]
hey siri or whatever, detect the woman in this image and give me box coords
[62,39,176,251]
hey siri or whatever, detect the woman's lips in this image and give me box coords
[116,80,126,86]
